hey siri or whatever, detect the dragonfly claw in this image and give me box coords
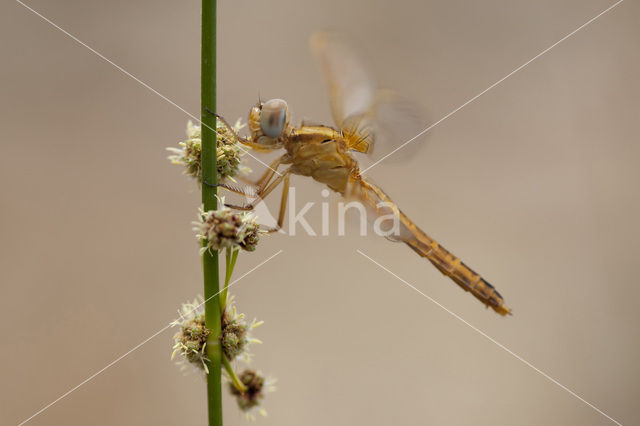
[224,202,255,211]
[202,178,217,188]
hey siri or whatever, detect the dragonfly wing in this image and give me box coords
[310,31,426,162]
[362,90,426,162]
[310,31,376,130]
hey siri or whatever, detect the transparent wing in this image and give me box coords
[310,31,426,162]
[309,31,376,130]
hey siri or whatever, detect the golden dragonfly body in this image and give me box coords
[217,33,510,316]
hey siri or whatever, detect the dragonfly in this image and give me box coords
[213,32,511,316]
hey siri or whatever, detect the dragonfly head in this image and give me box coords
[248,99,290,150]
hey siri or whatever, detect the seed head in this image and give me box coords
[168,119,250,183]
[195,203,262,254]
[221,295,263,362]
[228,369,275,418]
[171,298,210,373]
[216,118,250,180]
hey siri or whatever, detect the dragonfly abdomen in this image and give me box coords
[354,175,511,316]
[405,238,511,316]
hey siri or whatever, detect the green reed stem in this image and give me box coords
[222,355,248,393]
[221,248,239,313]
[201,1,222,425]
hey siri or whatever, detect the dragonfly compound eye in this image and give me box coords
[259,98,289,138]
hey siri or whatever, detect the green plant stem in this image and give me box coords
[201,1,221,425]
[222,355,248,393]
[221,248,239,313]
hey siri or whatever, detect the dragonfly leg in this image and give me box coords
[204,154,289,197]
[261,173,290,234]
[208,109,238,137]
[224,168,291,211]
[202,179,255,194]
[250,155,285,189]
[217,181,259,198]
[209,110,270,151]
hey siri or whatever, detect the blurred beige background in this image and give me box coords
[1,0,639,425]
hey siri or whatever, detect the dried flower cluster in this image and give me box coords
[221,296,263,362]
[171,298,210,372]
[229,369,275,419]
[195,204,262,254]
[168,119,249,183]
[171,294,273,417]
